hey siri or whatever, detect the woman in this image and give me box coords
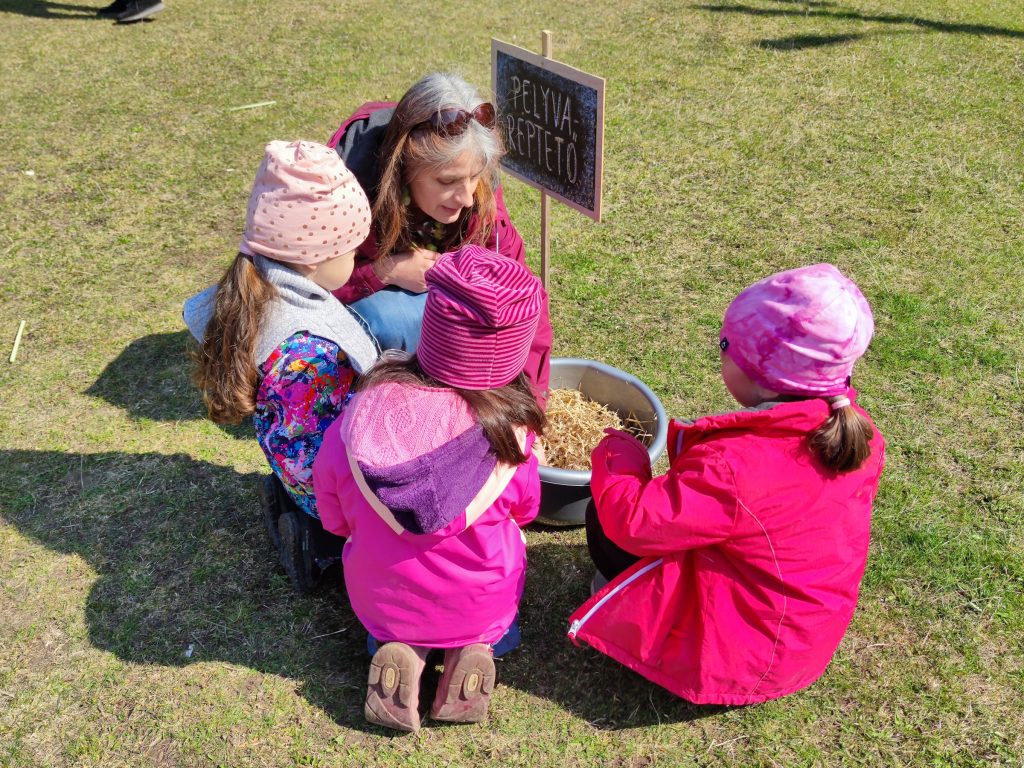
[328,72,552,406]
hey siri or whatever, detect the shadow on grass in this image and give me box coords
[762,0,837,6]
[757,31,865,50]
[0,0,101,19]
[757,28,923,50]
[506,538,723,727]
[1,449,377,730]
[693,2,1024,41]
[85,330,251,440]
[1,448,722,730]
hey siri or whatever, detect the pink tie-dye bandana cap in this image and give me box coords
[720,263,874,396]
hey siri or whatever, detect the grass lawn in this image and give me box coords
[1,0,1022,765]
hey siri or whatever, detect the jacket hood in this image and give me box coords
[182,255,379,374]
[340,382,511,535]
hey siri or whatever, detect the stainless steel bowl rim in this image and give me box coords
[538,357,668,487]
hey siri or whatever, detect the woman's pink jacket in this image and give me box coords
[569,395,885,705]
[327,102,552,406]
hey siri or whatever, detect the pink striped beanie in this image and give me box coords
[721,263,874,396]
[418,245,542,390]
[240,140,370,265]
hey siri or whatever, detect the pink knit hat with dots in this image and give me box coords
[418,245,542,390]
[240,140,370,265]
[720,263,874,396]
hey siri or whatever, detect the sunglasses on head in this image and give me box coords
[418,103,497,137]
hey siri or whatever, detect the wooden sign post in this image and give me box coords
[492,35,605,288]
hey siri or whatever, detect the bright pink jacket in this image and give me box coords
[568,395,885,705]
[313,382,540,647]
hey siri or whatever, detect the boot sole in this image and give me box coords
[277,512,314,594]
[430,645,495,723]
[365,643,423,733]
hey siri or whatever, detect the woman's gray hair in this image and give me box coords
[373,72,505,256]
[400,72,503,179]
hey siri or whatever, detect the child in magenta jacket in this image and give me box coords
[313,245,545,733]
[568,264,886,706]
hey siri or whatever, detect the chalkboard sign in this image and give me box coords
[492,39,605,221]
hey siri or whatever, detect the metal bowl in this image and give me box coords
[536,358,668,526]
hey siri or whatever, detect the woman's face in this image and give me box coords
[407,151,485,224]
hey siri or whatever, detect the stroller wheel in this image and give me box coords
[259,474,284,550]
[278,511,319,594]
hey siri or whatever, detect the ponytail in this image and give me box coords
[192,254,277,424]
[808,395,874,473]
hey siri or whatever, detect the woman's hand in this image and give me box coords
[373,247,438,293]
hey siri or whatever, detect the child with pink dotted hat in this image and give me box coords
[185,140,379,593]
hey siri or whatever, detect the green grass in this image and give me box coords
[1,0,1023,765]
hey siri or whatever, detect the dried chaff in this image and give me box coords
[539,388,653,471]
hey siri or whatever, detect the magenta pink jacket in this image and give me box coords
[312,382,540,648]
[568,395,885,705]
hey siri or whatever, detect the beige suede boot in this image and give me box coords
[365,642,428,733]
[429,643,495,724]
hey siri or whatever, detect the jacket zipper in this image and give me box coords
[568,558,663,639]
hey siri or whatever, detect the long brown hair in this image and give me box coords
[373,73,502,258]
[808,395,875,473]
[356,354,545,465]
[192,254,276,424]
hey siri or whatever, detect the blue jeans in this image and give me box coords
[366,617,522,658]
[349,287,428,354]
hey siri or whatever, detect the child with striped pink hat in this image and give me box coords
[313,244,546,732]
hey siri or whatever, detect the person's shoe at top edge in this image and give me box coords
[116,0,165,23]
[97,0,129,17]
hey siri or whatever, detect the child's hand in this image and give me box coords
[603,427,641,444]
[602,428,648,455]
[375,247,438,292]
[593,428,650,475]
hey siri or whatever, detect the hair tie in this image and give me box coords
[830,396,851,411]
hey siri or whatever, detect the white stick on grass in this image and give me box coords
[9,320,25,363]
[227,101,277,112]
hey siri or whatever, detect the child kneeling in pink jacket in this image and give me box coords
[313,245,544,732]
[569,264,886,706]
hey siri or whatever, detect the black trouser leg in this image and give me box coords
[585,500,641,581]
[305,513,345,567]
